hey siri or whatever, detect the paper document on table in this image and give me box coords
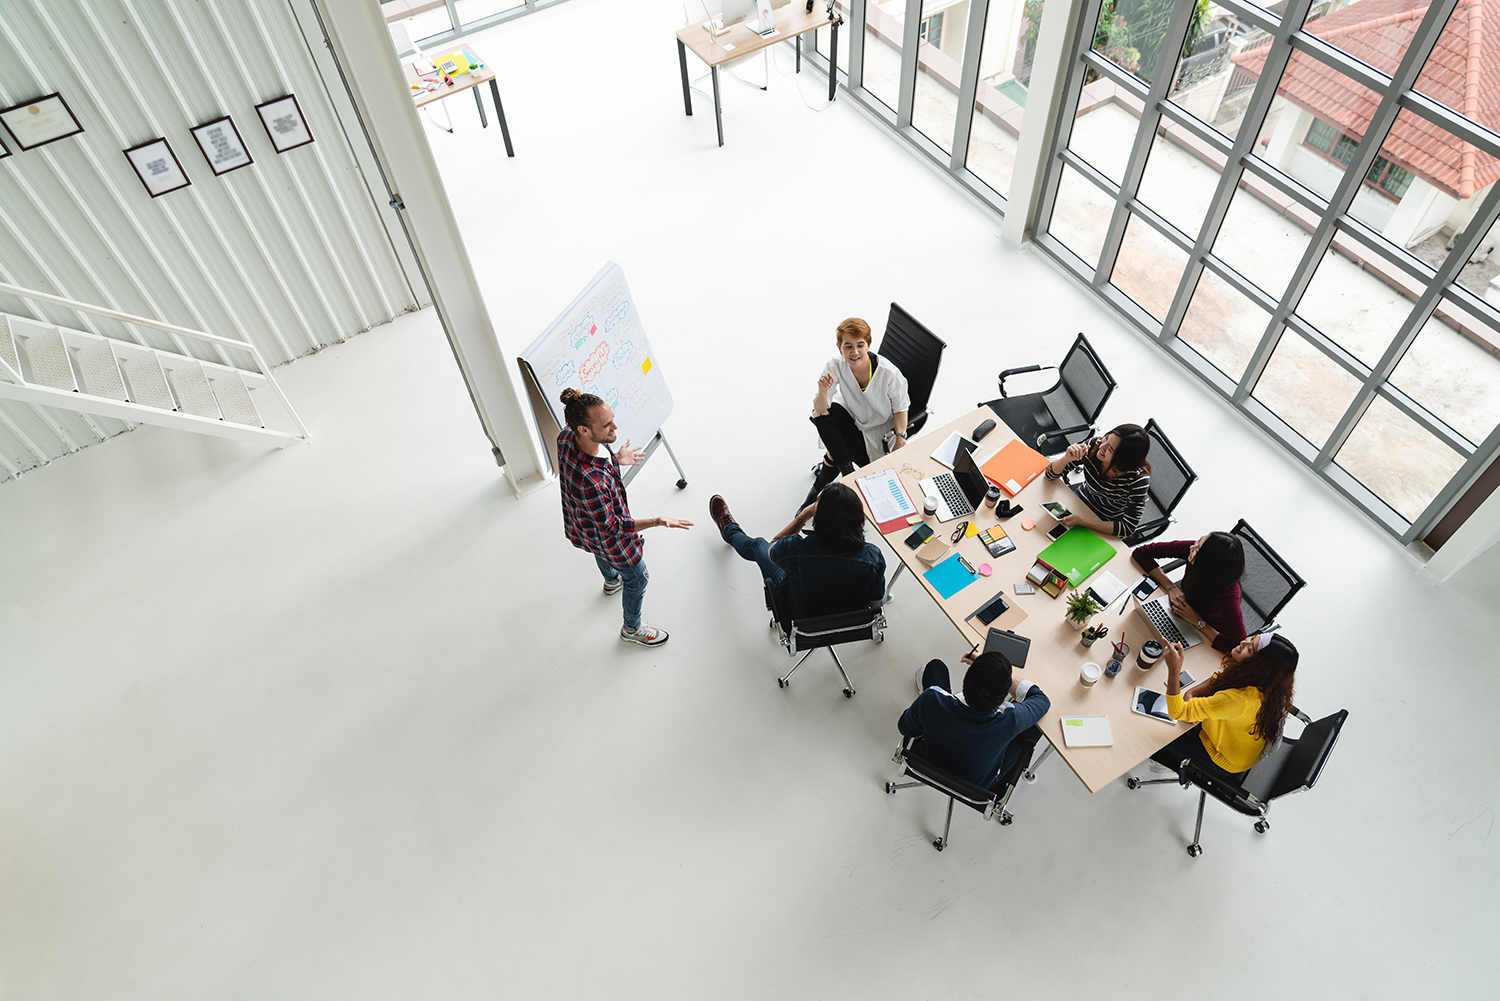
[1060,715,1113,747]
[856,469,917,533]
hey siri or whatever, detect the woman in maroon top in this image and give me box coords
[1131,532,1246,652]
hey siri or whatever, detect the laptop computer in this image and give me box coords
[919,447,990,522]
[1132,593,1205,649]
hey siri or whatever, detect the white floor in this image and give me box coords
[3,1,1498,996]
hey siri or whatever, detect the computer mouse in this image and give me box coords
[972,418,997,441]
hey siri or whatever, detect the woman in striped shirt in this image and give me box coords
[1043,423,1151,538]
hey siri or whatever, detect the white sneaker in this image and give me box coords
[603,578,623,596]
[620,624,668,647]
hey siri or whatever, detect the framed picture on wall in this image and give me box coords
[124,138,192,198]
[255,95,313,153]
[0,93,85,150]
[0,134,10,159]
[190,116,254,175]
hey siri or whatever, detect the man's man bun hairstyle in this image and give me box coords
[560,387,605,433]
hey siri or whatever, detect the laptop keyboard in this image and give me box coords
[1143,600,1187,645]
[934,473,975,518]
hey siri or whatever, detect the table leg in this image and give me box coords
[828,20,839,101]
[711,65,723,147]
[489,78,515,157]
[796,34,801,73]
[678,38,692,116]
[472,87,488,128]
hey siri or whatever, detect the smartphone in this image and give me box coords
[1041,501,1070,520]
[1179,668,1195,687]
[970,592,1010,625]
[1131,577,1159,601]
[1047,523,1069,541]
[904,523,935,549]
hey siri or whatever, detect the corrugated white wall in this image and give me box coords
[0,0,419,479]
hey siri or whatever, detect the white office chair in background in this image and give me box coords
[389,20,455,134]
[682,2,771,94]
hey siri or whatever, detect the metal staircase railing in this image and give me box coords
[0,281,309,451]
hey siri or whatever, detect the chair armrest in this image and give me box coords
[1123,517,1171,547]
[996,363,1052,398]
[1035,423,1095,451]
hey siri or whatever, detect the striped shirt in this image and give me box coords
[1044,436,1150,537]
[557,428,643,567]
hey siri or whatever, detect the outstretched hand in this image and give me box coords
[658,517,694,530]
[616,439,643,466]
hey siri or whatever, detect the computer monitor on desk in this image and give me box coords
[720,0,788,24]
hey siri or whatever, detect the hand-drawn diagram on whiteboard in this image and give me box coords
[518,262,685,487]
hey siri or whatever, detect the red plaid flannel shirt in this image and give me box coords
[557,428,643,566]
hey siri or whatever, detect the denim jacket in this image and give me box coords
[769,532,887,619]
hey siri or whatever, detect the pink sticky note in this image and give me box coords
[978,563,993,577]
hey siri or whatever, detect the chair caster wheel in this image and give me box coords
[676,479,687,489]
[843,688,855,698]
[1127,777,1141,789]
[885,782,895,794]
[999,814,1013,826]
[933,839,945,851]
[1255,820,1270,834]
[1187,844,1203,858]
[1022,771,1037,784]
[777,678,789,688]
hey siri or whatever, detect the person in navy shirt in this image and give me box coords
[899,651,1050,791]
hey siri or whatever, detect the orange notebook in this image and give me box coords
[980,439,1050,497]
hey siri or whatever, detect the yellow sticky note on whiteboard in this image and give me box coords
[641,357,652,375]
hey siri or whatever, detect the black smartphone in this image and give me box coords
[1131,577,1159,601]
[904,523,935,549]
[971,592,1010,625]
[1047,523,1069,541]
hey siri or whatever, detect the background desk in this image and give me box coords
[676,6,840,147]
[846,408,1222,793]
[405,49,515,157]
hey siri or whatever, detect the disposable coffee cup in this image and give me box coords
[923,497,939,523]
[1137,639,1165,669]
[1079,661,1102,687]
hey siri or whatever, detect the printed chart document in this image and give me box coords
[1059,715,1113,747]
[856,468,917,534]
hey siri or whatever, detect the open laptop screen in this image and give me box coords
[952,447,991,509]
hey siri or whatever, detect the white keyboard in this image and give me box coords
[932,473,974,518]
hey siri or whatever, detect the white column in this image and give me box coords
[1425,482,1500,580]
[308,0,548,494]
[1001,0,1091,247]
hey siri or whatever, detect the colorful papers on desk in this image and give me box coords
[980,439,1049,496]
[856,469,917,535]
[923,553,979,599]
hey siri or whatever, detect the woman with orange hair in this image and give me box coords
[806,317,910,503]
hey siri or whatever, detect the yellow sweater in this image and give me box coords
[1166,686,1265,773]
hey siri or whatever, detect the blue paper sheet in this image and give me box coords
[923,553,978,599]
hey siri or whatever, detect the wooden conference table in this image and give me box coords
[676,4,842,147]
[845,407,1222,794]
[404,46,515,157]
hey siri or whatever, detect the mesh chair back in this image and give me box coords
[879,303,946,424]
[1057,334,1116,423]
[1230,519,1307,633]
[1143,419,1197,518]
[902,748,997,812]
[1264,709,1346,801]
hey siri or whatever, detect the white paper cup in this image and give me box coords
[1079,661,1102,687]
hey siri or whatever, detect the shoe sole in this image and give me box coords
[603,584,623,595]
[621,631,668,646]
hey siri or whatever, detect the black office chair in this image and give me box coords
[877,302,946,441]
[885,729,1040,851]
[1122,418,1199,546]
[1229,518,1307,634]
[765,578,885,697]
[981,333,1116,453]
[1128,708,1348,857]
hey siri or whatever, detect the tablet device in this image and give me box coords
[1041,501,1070,520]
[969,592,1009,625]
[982,627,1031,668]
[1131,687,1177,723]
[1131,576,1159,601]
[904,523,935,549]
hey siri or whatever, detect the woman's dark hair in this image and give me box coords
[1181,532,1244,614]
[560,387,605,433]
[1209,634,1298,743]
[812,482,867,553]
[962,651,1013,713]
[1095,423,1152,475]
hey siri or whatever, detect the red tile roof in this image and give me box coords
[1232,0,1500,198]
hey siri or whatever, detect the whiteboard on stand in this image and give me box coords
[517,262,674,476]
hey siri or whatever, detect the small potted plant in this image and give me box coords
[1064,586,1101,632]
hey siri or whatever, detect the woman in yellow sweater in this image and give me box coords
[1157,633,1299,781]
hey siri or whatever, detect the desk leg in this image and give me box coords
[828,20,839,101]
[489,79,515,157]
[678,39,692,116]
[796,35,801,73]
[472,87,488,128]
[711,65,723,147]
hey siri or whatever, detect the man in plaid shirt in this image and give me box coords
[557,388,692,646]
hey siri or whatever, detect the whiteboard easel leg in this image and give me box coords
[657,430,688,489]
[620,430,688,489]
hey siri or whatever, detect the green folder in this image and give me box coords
[1036,527,1117,588]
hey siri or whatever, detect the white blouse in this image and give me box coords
[819,353,911,460]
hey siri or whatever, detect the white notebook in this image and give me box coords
[1059,715,1113,747]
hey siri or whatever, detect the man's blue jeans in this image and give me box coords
[722,522,786,593]
[596,555,648,631]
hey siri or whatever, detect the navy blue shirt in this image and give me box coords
[898,685,1051,788]
[770,533,886,619]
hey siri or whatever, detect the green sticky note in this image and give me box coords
[1064,718,1081,726]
